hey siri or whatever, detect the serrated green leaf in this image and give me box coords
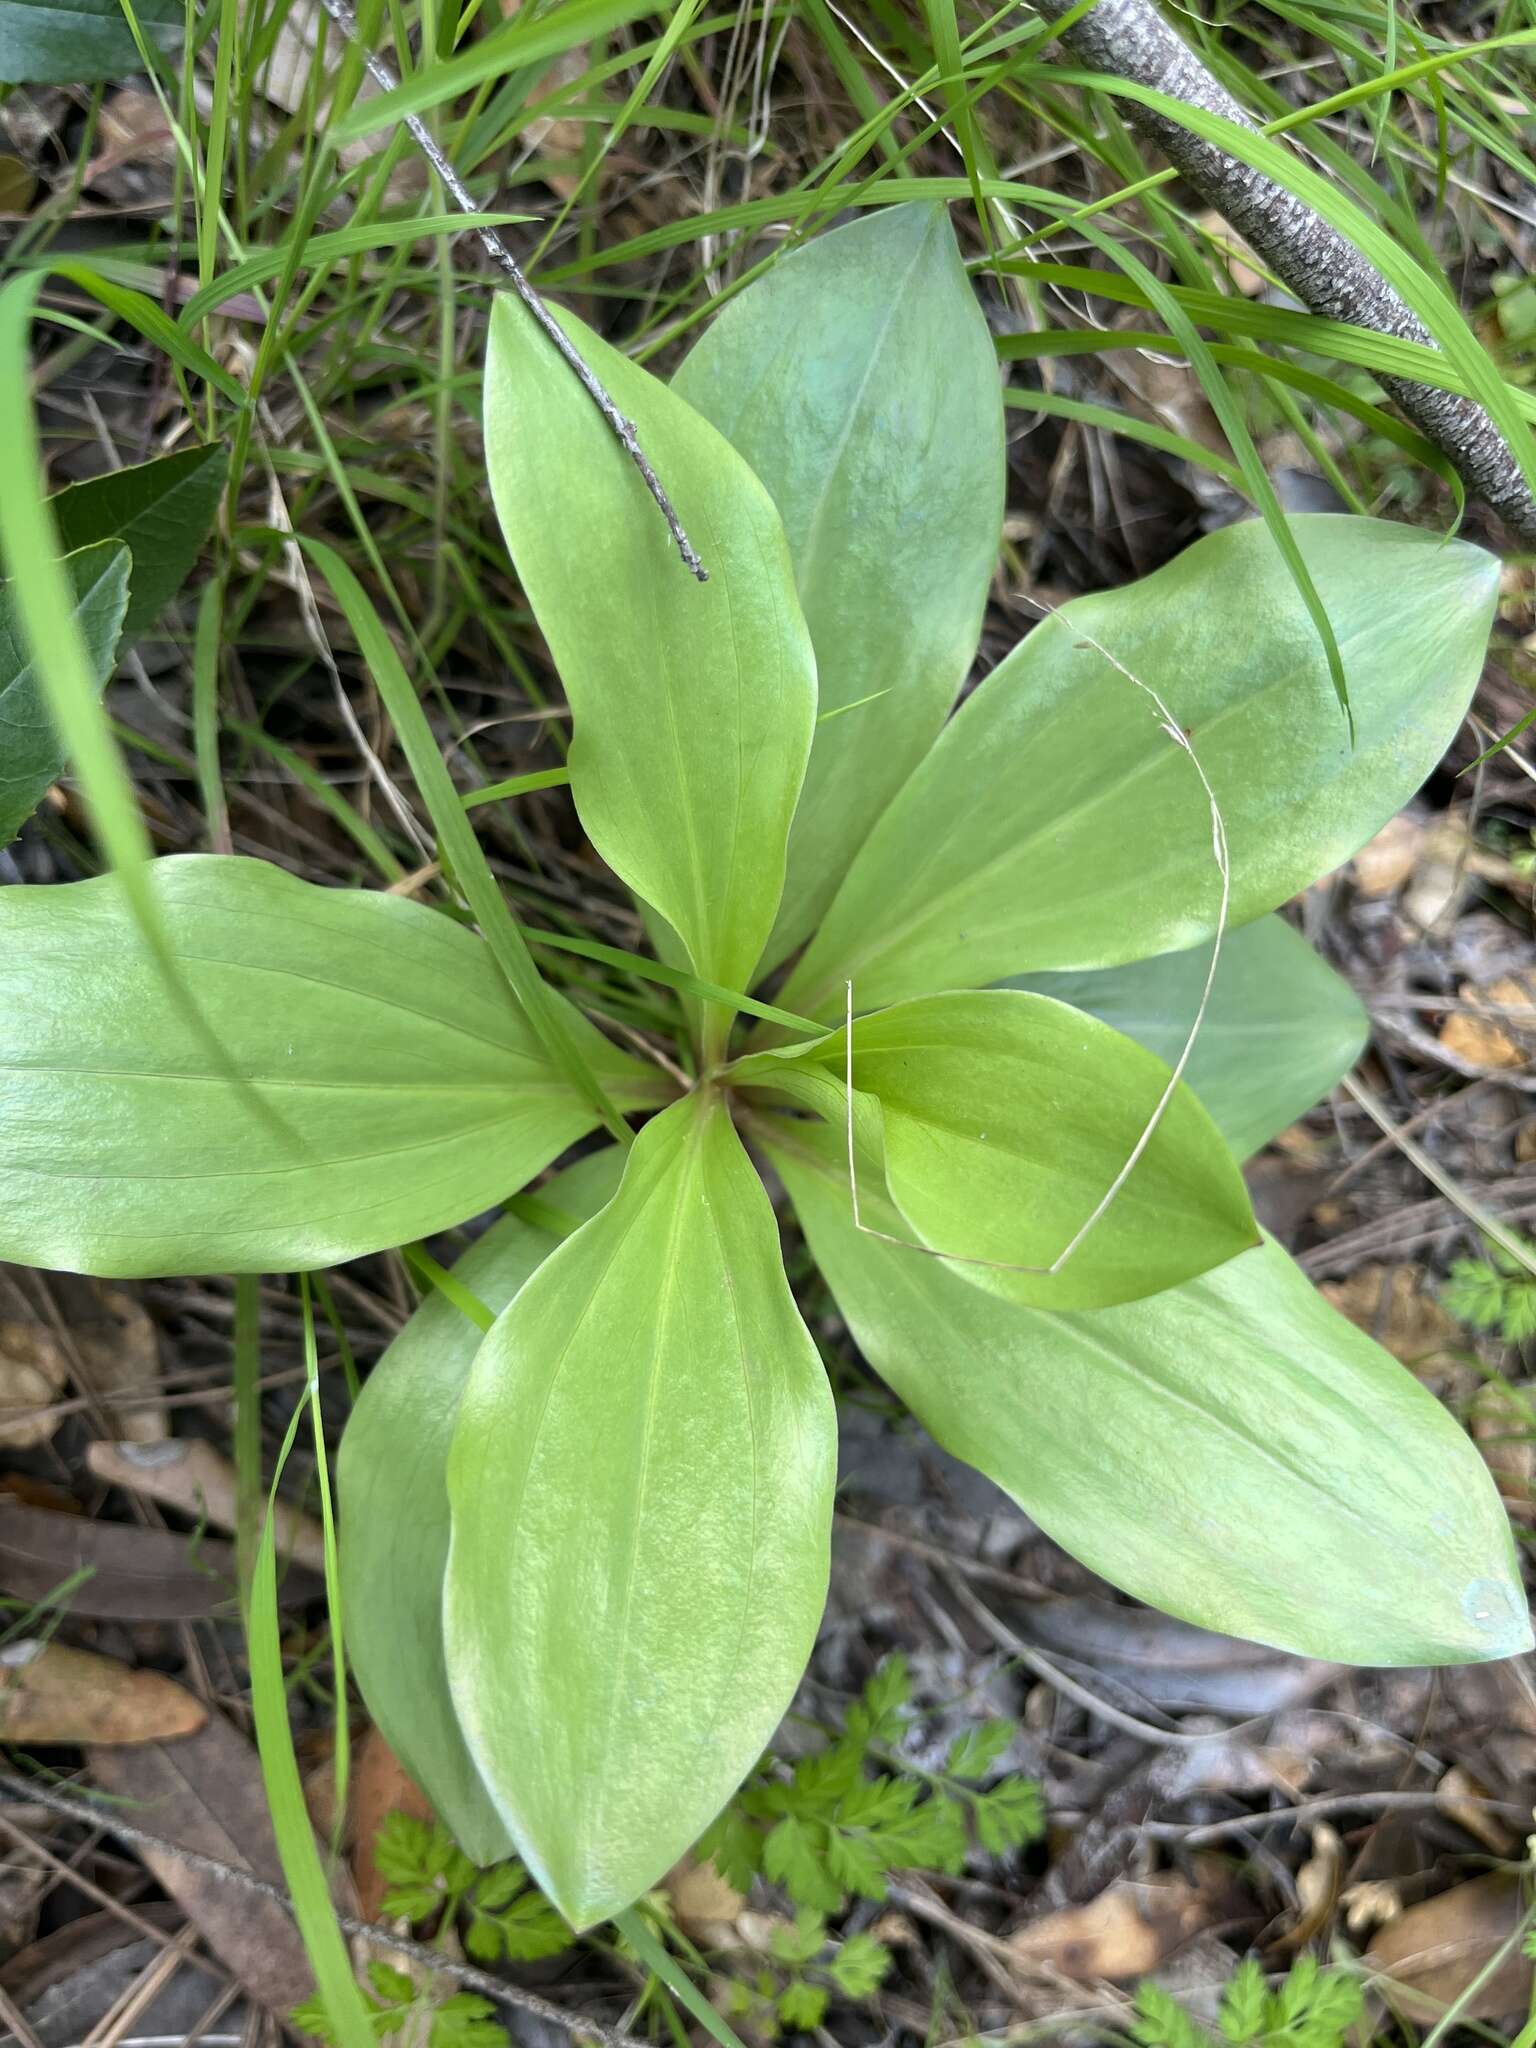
[1133,1982,1211,2048]
[341,1151,623,1867]
[0,540,129,844]
[365,1966,417,2008]
[0,856,657,1276]
[735,990,1256,1309]
[972,1776,1044,1857]
[856,1654,910,1736]
[492,1891,572,1963]
[827,1932,892,2000]
[674,203,1002,968]
[373,1813,451,1887]
[1218,1960,1266,2042]
[0,0,180,82]
[1008,915,1368,1161]
[483,296,816,1010]
[430,1994,508,2048]
[775,1982,828,2031]
[944,1721,1016,1780]
[762,1816,841,1915]
[822,1829,886,1902]
[769,1908,828,1965]
[781,517,1499,1019]
[50,446,226,642]
[445,1095,837,1928]
[700,1806,764,1892]
[764,1115,1530,1667]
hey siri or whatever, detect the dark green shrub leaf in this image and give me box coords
[674,203,1002,967]
[1008,915,1368,1160]
[0,855,658,1274]
[0,0,180,83]
[339,1151,623,1866]
[484,296,816,1003]
[0,539,128,844]
[782,517,1499,1018]
[444,1095,836,1928]
[764,1116,1530,1667]
[50,445,227,641]
[737,990,1256,1309]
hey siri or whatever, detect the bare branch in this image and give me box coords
[1030,0,1536,547]
[313,0,708,581]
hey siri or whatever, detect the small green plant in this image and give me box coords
[295,1965,507,2048]
[371,1813,571,1964]
[703,1655,1043,1914]
[1443,1238,1536,1344]
[716,1910,893,2038]
[1130,1957,1364,2048]
[0,205,1526,1939]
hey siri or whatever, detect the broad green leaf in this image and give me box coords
[1009,916,1368,1161]
[733,990,1256,1309]
[0,0,180,81]
[339,1149,623,1867]
[673,204,1003,967]
[483,295,816,1008]
[765,1116,1530,1668]
[445,1094,836,1928]
[0,540,128,844]
[50,446,227,642]
[0,855,663,1276]
[782,517,1499,1020]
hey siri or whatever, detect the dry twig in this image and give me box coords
[1031,0,1536,545]
[313,0,708,581]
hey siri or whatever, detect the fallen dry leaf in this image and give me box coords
[1007,1869,1232,1982]
[87,1437,327,1571]
[1343,1879,1403,1938]
[1319,1264,1463,1367]
[0,1640,205,1744]
[1436,1763,1518,1855]
[0,1322,66,1448]
[1352,813,1424,898]
[1403,813,1471,929]
[1279,1822,1342,1951]
[666,1853,746,1946]
[0,1496,241,1620]
[1366,1873,1531,2024]
[1440,975,1536,1069]
[72,1285,166,1443]
[1193,211,1265,295]
[351,1724,435,1920]
[89,1711,331,2015]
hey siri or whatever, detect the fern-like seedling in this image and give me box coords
[700,1654,1044,1915]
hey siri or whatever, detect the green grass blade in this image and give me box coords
[296,534,630,1143]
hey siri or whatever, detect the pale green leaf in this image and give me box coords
[0,0,179,82]
[0,855,661,1275]
[483,295,816,1011]
[763,1116,1530,1667]
[734,990,1256,1310]
[782,517,1499,1019]
[673,204,1002,967]
[444,1094,836,1928]
[340,1151,623,1867]
[1008,915,1367,1161]
[0,540,128,844]
[50,446,227,642]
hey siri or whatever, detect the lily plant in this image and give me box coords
[0,205,1525,1935]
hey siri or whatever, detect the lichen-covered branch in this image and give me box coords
[1031,0,1536,547]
